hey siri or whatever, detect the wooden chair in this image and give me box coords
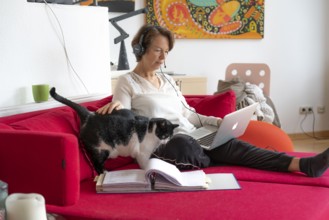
[225,63,271,96]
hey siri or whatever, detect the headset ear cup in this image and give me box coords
[133,43,144,56]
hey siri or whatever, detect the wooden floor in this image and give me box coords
[290,134,329,153]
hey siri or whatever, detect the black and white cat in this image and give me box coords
[49,87,179,174]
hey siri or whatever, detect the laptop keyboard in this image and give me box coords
[191,127,213,137]
[197,132,217,146]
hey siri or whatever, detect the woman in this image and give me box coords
[97,24,329,177]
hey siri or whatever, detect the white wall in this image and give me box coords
[109,0,329,134]
[0,0,111,107]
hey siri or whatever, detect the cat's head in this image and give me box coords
[150,118,179,140]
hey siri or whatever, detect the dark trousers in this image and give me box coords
[206,138,293,172]
[153,134,293,172]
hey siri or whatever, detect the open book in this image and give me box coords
[96,158,240,193]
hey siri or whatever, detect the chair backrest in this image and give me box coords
[225,63,271,96]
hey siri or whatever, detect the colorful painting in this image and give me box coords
[145,0,265,39]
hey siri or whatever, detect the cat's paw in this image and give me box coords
[95,167,104,175]
[136,155,148,170]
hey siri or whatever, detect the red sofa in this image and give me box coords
[1,90,329,220]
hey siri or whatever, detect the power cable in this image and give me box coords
[42,0,89,93]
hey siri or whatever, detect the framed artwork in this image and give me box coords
[145,0,265,39]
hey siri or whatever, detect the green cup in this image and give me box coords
[32,84,49,103]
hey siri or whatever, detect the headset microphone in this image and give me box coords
[164,60,167,68]
[160,67,203,127]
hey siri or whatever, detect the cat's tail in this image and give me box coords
[49,87,90,122]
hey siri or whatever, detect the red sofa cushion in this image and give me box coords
[185,90,236,118]
[9,108,80,135]
[0,123,14,130]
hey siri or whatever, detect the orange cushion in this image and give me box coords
[239,120,294,152]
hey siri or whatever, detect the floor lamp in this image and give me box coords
[109,8,147,70]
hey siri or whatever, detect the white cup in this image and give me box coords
[5,193,47,220]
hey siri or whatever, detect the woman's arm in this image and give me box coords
[96,75,133,114]
[112,76,133,109]
[167,76,221,127]
[187,112,222,128]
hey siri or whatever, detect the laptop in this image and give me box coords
[189,103,258,150]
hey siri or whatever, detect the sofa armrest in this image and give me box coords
[0,130,80,206]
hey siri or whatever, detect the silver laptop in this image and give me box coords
[189,103,258,150]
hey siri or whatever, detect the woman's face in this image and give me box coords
[141,35,169,71]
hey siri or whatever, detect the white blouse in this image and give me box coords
[113,72,219,134]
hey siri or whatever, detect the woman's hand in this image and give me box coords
[96,100,123,115]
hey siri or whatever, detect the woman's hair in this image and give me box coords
[131,24,175,61]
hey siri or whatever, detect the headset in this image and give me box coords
[132,26,158,57]
[132,33,145,56]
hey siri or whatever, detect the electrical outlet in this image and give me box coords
[299,106,313,114]
[317,106,326,114]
